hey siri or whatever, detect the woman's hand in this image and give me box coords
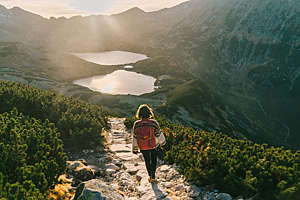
[160,145,165,150]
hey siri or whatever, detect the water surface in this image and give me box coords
[74,70,156,95]
[124,65,134,69]
[72,51,148,66]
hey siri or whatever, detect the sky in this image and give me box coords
[0,0,190,18]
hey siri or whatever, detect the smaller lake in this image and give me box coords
[124,65,134,69]
[74,70,156,96]
[71,51,148,66]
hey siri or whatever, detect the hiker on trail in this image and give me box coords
[132,104,166,183]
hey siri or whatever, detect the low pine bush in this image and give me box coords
[0,109,67,199]
[126,116,300,199]
[0,80,109,147]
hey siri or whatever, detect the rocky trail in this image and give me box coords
[59,118,233,200]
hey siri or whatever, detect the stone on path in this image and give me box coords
[74,179,124,200]
[110,144,131,152]
[116,152,139,161]
[124,162,143,175]
[116,172,136,193]
[174,183,185,192]
[105,163,119,170]
[159,165,171,173]
[112,158,123,166]
[106,168,116,176]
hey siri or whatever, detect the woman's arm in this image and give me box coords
[132,121,139,153]
[152,120,161,137]
[153,120,166,147]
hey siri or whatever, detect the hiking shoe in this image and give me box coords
[152,179,158,184]
[149,178,157,184]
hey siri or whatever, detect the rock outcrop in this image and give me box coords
[67,160,96,187]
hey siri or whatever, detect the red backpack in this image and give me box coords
[134,119,157,150]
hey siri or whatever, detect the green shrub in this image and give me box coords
[0,172,47,200]
[162,122,300,199]
[0,80,109,147]
[0,109,67,199]
[126,116,300,199]
[124,116,136,130]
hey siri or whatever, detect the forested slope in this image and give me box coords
[0,80,109,147]
[0,80,110,199]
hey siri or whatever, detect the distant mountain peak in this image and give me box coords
[0,4,7,11]
[9,6,37,15]
[128,7,145,12]
[9,6,44,19]
[10,6,24,11]
[122,7,145,15]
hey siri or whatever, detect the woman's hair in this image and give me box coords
[136,104,154,119]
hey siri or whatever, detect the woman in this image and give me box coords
[132,104,165,183]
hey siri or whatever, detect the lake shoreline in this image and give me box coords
[71,51,156,96]
[71,51,149,66]
[74,70,156,96]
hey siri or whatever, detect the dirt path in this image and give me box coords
[104,118,232,200]
[65,118,233,200]
[107,118,171,199]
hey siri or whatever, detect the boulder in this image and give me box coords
[216,193,232,200]
[203,192,216,200]
[175,184,185,192]
[74,179,124,200]
[78,159,88,166]
[68,161,85,171]
[159,165,171,173]
[87,165,103,177]
[187,184,202,198]
[67,160,95,186]
[74,166,95,181]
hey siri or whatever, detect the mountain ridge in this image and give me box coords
[0,0,299,148]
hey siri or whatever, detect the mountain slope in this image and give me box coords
[158,0,300,148]
[0,1,299,148]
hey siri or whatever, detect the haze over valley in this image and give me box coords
[0,0,299,150]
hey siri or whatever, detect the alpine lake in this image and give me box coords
[72,51,156,96]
